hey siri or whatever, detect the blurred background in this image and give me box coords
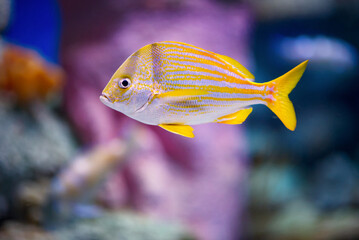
[0,0,358,239]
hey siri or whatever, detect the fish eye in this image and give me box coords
[118,78,131,89]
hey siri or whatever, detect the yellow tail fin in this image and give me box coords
[266,60,308,131]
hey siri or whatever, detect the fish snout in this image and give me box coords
[100,93,114,104]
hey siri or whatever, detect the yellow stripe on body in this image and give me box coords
[161,65,248,85]
[146,42,270,125]
[151,43,269,116]
[165,96,265,107]
[162,51,226,67]
[160,66,266,104]
[159,42,251,81]
[163,83,266,95]
[160,42,214,55]
[161,41,254,80]
[162,56,248,81]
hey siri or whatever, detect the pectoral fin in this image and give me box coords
[215,108,253,125]
[159,124,194,138]
[215,54,255,80]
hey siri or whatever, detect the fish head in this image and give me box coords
[100,51,153,115]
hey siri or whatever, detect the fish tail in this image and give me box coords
[265,60,308,131]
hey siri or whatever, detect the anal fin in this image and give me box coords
[215,108,253,125]
[159,124,194,138]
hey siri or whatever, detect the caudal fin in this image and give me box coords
[266,60,308,131]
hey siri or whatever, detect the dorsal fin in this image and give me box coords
[215,54,255,81]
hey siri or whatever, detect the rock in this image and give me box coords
[311,153,358,210]
[0,101,75,178]
[44,135,143,225]
[0,222,54,240]
[53,211,194,240]
[250,162,302,208]
[0,211,194,240]
[268,200,319,240]
[0,99,75,219]
[16,179,51,225]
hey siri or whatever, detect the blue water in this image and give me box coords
[2,0,61,63]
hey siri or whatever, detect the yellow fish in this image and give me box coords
[100,41,308,138]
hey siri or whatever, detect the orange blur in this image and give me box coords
[0,44,64,104]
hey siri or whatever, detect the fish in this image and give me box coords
[100,41,308,138]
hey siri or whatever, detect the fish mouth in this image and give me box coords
[100,93,113,104]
